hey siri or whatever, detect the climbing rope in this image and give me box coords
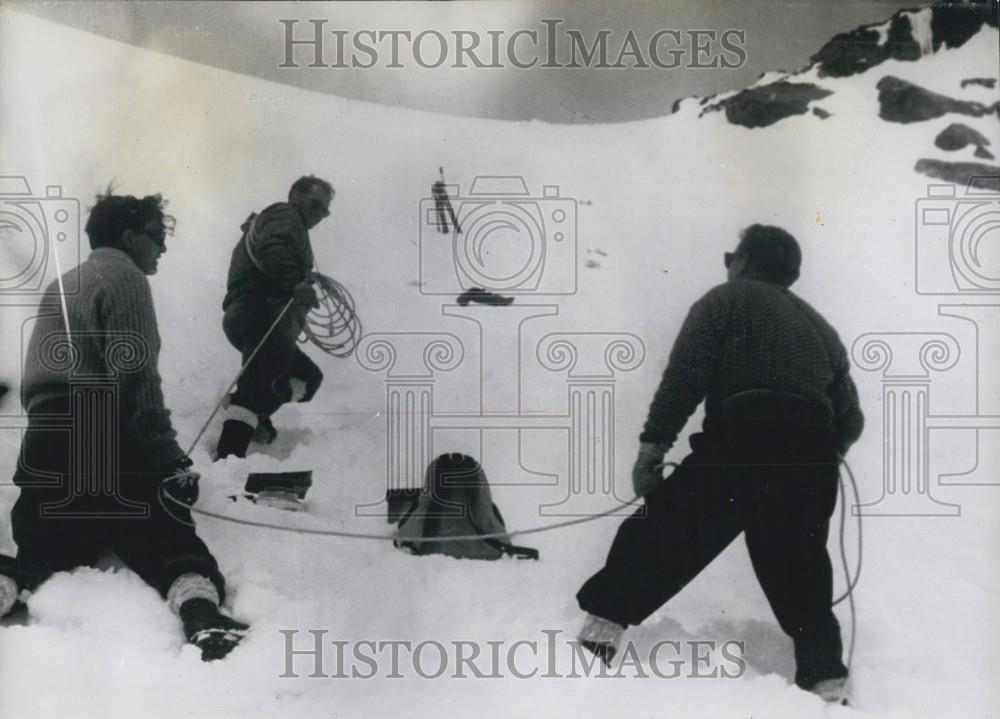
[162,459,863,588]
[300,272,362,358]
[835,458,863,674]
[162,456,864,671]
[161,487,641,543]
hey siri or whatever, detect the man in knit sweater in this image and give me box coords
[576,225,864,702]
[215,176,333,459]
[0,193,247,659]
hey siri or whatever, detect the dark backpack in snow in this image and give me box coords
[390,453,539,560]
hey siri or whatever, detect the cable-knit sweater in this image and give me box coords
[640,279,864,454]
[21,248,184,469]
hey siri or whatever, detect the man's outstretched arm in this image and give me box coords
[633,288,729,496]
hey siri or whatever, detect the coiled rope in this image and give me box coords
[300,272,362,358]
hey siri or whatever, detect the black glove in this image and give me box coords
[161,456,200,506]
[293,281,320,309]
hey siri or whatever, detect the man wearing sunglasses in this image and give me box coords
[0,192,247,660]
[215,176,334,460]
[576,224,864,703]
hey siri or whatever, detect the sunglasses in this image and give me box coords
[308,197,331,217]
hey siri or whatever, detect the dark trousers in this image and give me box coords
[10,401,225,600]
[577,416,847,689]
[223,299,322,418]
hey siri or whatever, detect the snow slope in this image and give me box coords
[1,6,998,719]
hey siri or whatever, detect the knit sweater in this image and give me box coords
[21,248,184,469]
[640,279,864,454]
[223,202,314,311]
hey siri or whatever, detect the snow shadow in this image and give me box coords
[627,611,795,683]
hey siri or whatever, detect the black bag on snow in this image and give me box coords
[389,453,539,560]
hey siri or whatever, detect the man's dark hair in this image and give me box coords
[84,189,175,250]
[289,175,333,200]
[736,224,802,287]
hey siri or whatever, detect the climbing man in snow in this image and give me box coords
[576,224,864,703]
[214,176,333,459]
[0,191,248,659]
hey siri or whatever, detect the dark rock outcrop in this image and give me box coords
[810,3,998,79]
[931,2,999,55]
[961,77,997,90]
[914,159,1000,190]
[877,76,997,124]
[700,81,833,129]
[688,4,997,127]
[811,12,923,79]
[935,122,994,158]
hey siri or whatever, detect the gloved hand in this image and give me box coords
[293,281,320,309]
[632,442,668,498]
[161,456,201,506]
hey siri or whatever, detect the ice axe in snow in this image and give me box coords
[432,167,461,235]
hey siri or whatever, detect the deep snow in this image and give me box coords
[1,7,998,719]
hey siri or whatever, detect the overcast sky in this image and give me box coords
[12,0,924,123]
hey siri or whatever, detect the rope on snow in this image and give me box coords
[162,459,863,663]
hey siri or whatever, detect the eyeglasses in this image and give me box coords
[140,229,166,249]
[309,198,330,218]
